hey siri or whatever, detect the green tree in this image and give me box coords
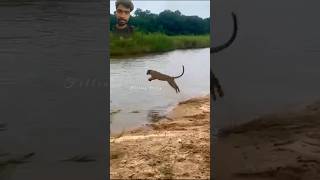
[110,9,210,35]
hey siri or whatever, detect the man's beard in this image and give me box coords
[117,19,127,27]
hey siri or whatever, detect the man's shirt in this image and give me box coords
[113,25,134,38]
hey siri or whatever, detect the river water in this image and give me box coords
[110,48,210,134]
[213,1,320,129]
[0,1,107,179]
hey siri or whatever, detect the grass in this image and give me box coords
[110,32,210,58]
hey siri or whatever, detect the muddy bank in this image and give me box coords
[110,95,210,179]
[216,100,320,180]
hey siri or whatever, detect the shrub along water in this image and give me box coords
[110,32,210,58]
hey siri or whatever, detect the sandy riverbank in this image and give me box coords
[216,100,320,180]
[110,95,210,179]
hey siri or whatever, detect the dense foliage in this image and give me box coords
[110,9,210,35]
[110,32,209,57]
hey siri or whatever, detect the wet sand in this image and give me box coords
[216,100,320,180]
[110,95,210,179]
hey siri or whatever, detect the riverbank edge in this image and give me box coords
[110,33,210,58]
[110,46,210,59]
[110,94,210,179]
[110,94,210,138]
[215,100,320,180]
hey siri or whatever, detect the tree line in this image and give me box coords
[110,8,210,36]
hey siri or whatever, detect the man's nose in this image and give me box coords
[118,12,125,18]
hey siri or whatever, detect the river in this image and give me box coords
[110,48,210,134]
[213,1,320,129]
[0,1,107,179]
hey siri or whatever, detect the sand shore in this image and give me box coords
[110,95,320,180]
[110,95,210,179]
[216,100,320,180]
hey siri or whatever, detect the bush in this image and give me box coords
[110,32,209,57]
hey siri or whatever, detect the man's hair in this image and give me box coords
[116,0,134,12]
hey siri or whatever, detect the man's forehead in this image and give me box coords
[116,4,130,11]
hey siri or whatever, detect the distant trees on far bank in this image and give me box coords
[110,9,210,36]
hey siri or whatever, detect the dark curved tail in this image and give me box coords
[173,65,184,79]
[211,12,238,53]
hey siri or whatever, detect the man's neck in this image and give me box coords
[116,24,128,30]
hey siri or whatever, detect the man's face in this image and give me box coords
[115,4,131,27]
